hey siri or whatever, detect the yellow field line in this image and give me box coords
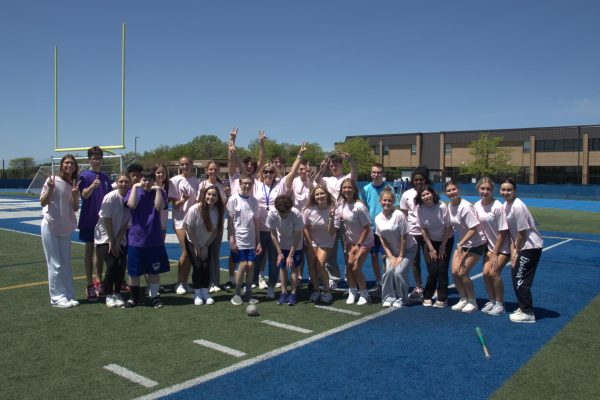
[0,256,230,292]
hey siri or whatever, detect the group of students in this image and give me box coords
[40,135,544,323]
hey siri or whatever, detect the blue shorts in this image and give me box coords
[79,228,94,243]
[230,249,256,263]
[279,249,302,269]
[127,245,170,277]
[370,234,384,255]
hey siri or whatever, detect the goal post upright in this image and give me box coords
[54,23,127,153]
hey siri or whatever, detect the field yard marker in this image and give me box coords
[103,364,158,388]
[134,307,396,400]
[315,305,362,316]
[193,339,247,358]
[261,320,313,334]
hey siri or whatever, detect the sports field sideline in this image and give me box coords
[1,194,599,399]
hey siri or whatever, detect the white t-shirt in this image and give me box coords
[448,199,487,247]
[416,202,451,242]
[265,207,304,251]
[226,194,259,250]
[504,198,544,250]
[94,190,131,246]
[290,176,312,210]
[400,188,421,236]
[375,209,415,256]
[322,173,351,201]
[183,203,220,247]
[168,175,200,229]
[340,201,374,247]
[302,206,340,248]
[253,178,287,231]
[474,199,509,253]
[41,177,77,237]
[197,179,227,205]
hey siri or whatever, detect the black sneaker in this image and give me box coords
[151,296,164,308]
[124,299,136,308]
[223,281,235,290]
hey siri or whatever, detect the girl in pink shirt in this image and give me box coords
[40,155,80,308]
[339,178,374,305]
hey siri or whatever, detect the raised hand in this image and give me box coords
[46,175,56,191]
[229,127,238,143]
[299,141,307,155]
[259,129,267,143]
[92,174,101,189]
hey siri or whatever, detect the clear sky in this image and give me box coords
[1,0,599,164]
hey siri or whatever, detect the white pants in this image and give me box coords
[381,245,417,304]
[41,220,75,304]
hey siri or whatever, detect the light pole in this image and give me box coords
[134,136,140,156]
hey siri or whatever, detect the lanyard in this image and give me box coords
[263,181,276,207]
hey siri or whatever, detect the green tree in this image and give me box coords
[9,157,37,179]
[337,137,377,175]
[459,133,517,179]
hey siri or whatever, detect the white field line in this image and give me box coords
[315,305,362,316]
[103,364,159,388]
[449,238,573,288]
[193,340,247,358]
[261,320,313,334]
[135,307,397,400]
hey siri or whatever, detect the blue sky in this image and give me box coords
[1,0,599,163]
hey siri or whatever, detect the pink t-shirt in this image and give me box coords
[340,201,374,247]
[290,176,312,210]
[302,206,340,248]
[504,198,544,250]
[184,204,220,247]
[197,179,227,205]
[168,174,200,229]
[474,199,509,253]
[400,188,421,236]
[416,202,451,242]
[94,190,131,246]
[41,177,77,237]
[448,199,487,247]
[375,209,415,256]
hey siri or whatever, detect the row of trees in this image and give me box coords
[3,133,516,181]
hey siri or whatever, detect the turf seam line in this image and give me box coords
[314,305,362,316]
[134,307,396,400]
[193,339,247,358]
[103,364,159,388]
[261,320,313,333]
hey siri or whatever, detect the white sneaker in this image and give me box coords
[113,294,125,307]
[481,301,495,313]
[176,283,187,295]
[202,288,214,305]
[310,291,321,303]
[488,303,505,316]
[433,300,447,308]
[321,292,333,304]
[357,291,370,305]
[451,298,468,311]
[267,287,275,300]
[275,282,281,288]
[346,291,357,304]
[392,299,403,308]
[69,299,80,307]
[510,308,536,323]
[422,299,433,307]
[105,295,117,308]
[382,299,394,307]
[258,276,268,289]
[52,299,73,308]
[209,284,221,293]
[194,296,204,305]
[329,279,338,291]
[461,299,478,313]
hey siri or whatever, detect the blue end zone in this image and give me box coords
[159,237,600,400]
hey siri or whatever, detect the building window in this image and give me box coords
[411,144,417,155]
[589,138,600,151]
[372,146,379,155]
[444,143,452,154]
[537,139,582,152]
[383,145,389,155]
[523,140,530,153]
